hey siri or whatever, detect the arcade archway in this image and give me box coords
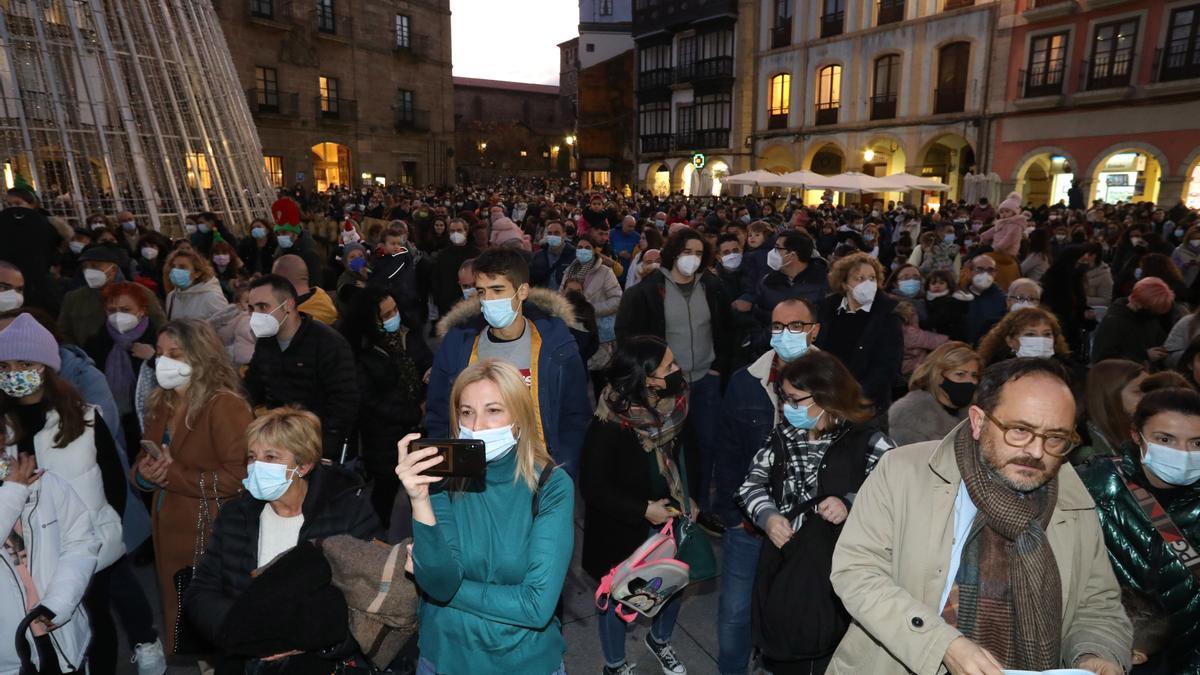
[918,134,974,204]
[1090,148,1163,204]
[1015,151,1075,207]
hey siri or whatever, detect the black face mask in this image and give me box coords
[654,369,687,398]
[940,379,976,409]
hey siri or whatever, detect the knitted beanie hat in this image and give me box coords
[999,191,1022,213]
[0,313,61,371]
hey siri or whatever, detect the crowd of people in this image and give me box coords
[0,173,1198,675]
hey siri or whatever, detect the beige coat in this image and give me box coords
[828,423,1132,675]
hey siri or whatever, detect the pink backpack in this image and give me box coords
[595,521,691,622]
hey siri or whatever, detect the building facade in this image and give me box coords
[580,0,635,70]
[216,0,455,191]
[992,0,1200,208]
[634,0,754,196]
[452,77,570,183]
[748,0,1001,206]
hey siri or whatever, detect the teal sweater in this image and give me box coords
[413,449,575,674]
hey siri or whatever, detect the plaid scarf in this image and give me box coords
[946,425,1062,670]
[563,253,600,283]
[595,385,688,507]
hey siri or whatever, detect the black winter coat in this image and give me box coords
[815,290,904,411]
[580,418,700,582]
[429,243,479,316]
[244,316,360,459]
[0,207,61,313]
[356,332,432,471]
[184,464,381,669]
[614,269,734,379]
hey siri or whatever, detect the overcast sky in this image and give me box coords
[450,0,577,85]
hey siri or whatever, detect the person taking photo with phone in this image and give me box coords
[396,359,574,675]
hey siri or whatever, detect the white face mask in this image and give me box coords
[926,289,949,300]
[155,355,192,390]
[767,248,784,271]
[141,246,159,261]
[1141,436,1200,486]
[449,231,467,245]
[851,279,877,306]
[83,267,109,289]
[1016,336,1055,358]
[0,289,22,312]
[972,271,994,291]
[720,253,743,271]
[108,311,140,333]
[674,254,701,277]
[1009,301,1038,312]
[250,302,286,338]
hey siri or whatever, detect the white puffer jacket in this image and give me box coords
[0,471,100,674]
[4,406,124,570]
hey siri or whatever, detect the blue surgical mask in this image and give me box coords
[770,330,809,363]
[251,226,267,240]
[480,294,519,329]
[242,461,300,501]
[169,268,192,288]
[546,235,563,248]
[459,424,517,462]
[276,234,294,249]
[898,279,922,297]
[462,287,477,300]
[1134,267,1143,280]
[348,257,367,273]
[1142,436,1200,486]
[382,313,401,333]
[576,248,595,264]
[783,400,824,430]
[943,234,956,244]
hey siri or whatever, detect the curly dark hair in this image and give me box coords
[660,227,712,273]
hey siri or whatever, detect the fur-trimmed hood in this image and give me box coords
[437,286,582,337]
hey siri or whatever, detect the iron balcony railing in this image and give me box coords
[870,94,897,120]
[1020,64,1065,97]
[815,103,839,125]
[638,68,673,90]
[770,23,791,49]
[820,11,844,38]
[316,97,357,122]
[395,109,430,131]
[934,86,967,113]
[877,0,904,25]
[246,88,299,116]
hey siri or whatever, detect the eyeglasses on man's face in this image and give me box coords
[981,410,1079,457]
[770,321,818,335]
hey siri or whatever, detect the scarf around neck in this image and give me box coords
[105,315,149,411]
[563,253,600,283]
[595,385,688,508]
[949,425,1062,670]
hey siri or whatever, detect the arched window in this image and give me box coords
[872,55,899,119]
[815,65,841,126]
[935,42,970,114]
[768,73,790,129]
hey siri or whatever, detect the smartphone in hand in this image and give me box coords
[411,439,486,479]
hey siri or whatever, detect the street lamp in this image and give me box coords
[863,148,875,162]
[565,135,575,146]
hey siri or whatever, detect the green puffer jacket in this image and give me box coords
[1078,444,1200,673]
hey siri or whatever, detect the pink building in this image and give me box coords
[992,0,1200,208]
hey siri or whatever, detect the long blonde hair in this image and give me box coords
[448,359,553,490]
[147,319,247,428]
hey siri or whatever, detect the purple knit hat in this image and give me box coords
[0,313,62,371]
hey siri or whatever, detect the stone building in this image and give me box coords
[452,77,571,183]
[215,0,455,191]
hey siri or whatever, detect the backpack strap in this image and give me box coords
[1109,457,1200,581]
[530,463,556,518]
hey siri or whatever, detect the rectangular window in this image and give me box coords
[1161,4,1200,82]
[185,153,211,190]
[872,55,899,119]
[1025,31,1068,97]
[639,101,671,152]
[319,76,339,115]
[695,93,731,129]
[263,155,283,187]
[316,0,335,33]
[255,66,278,110]
[600,0,613,16]
[1089,18,1138,89]
[698,29,733,60]
[250,0,273,19]
[396,89,414,123]
[821,0,844,38]
[677,104,695,136]
[816,65,841,125]
[395,14,410,48]
[678,35,697,66]
[639,44,671,72]
[772,0,792,48]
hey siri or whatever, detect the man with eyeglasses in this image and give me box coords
[964,255,1007,344]
[714,298,820,675]
[750,231,828,351]
[828,358,1131,675]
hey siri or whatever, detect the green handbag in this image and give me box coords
[673,449,719,582]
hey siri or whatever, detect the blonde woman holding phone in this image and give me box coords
[395,358,574,675]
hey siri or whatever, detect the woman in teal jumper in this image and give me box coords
[396,358,575,675]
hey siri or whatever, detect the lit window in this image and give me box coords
[395,14,410,48]
[263,155,283,187]
[815,65,841,125]
[768,73,790,116]
[185,153,212,189]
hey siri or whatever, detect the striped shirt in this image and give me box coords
[736,422,894,532]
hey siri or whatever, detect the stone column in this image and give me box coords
[1159,175,1188,206]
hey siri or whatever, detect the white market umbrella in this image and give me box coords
[722,170,781,186]
[804,171,908,194]
[877,172,951,191]
[768,169,829,189]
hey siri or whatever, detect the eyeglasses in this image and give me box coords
[1008,294,1039,304]
[981,410,1079,457]
[770,321,818,335]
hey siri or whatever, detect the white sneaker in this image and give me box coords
[131,640,167,675]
